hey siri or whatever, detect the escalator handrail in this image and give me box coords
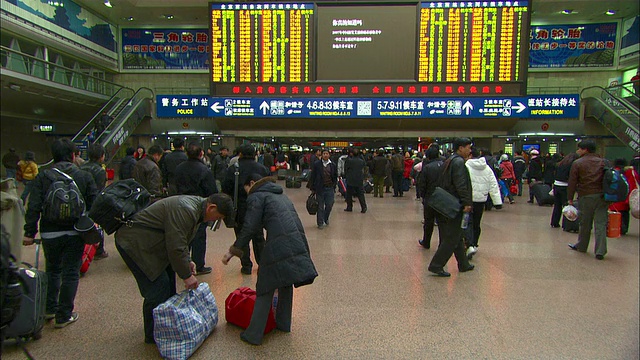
[582,94,640,136]
[606,79,640,101]
[580,85,639,117]
[97,87,155,149]
[71,87,135,143]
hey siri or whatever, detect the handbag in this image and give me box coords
[510,180,518,195]
[225,287,276,334]
[153,283,218,360]
[306,193,319,215]
[427,157,461,219]
[428,187,462,219]
[74,215,103,245]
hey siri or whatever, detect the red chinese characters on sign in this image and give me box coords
[216,84,516,97]
[536,29,549,40]
[182,33,194,43]
[551,29,566,39]
[167,32,179,43]
[567,28,582,39]
[196,33,208,43]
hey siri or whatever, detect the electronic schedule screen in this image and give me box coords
[210,1,531,97]
[210,3,314,83]
[418,1,529,82]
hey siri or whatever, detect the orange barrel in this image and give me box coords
[607,211,622,238]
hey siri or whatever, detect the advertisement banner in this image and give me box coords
[529,23,617,68]
[122,28,209,70]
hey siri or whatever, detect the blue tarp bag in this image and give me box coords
[153,283,218,360]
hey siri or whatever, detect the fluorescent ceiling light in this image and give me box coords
[104,0,112,8]
[561,9,573,15]
[605,10,615,15]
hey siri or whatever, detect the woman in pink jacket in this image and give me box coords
[499,154,517,204]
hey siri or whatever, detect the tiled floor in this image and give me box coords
[3,184,639,359]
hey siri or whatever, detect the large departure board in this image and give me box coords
[418,1,529,82]
[210,3,314,83]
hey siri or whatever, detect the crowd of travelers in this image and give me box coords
[1,137,638,353]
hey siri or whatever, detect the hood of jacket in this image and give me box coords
[466,157,487,170]
[53,161,79,174]
[248,176,282,195]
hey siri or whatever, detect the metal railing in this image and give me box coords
[0,45,122,97]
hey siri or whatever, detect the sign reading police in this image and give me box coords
[156,95,580,119]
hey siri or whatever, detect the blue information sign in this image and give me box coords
[156,95,579,119]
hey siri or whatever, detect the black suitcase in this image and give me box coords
[531,183,554,206]
[5,251,47,341]
[364,181,373,194]
[285,176,302,188]
[89,179,151,234]
[277,169,287,180]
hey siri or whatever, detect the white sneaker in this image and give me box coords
[466,246,478,258]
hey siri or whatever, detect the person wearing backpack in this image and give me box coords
[22,138,97,328]
[567,139,608,260]
[80,144,108,260]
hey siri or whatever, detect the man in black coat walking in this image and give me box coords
[428,138,475,277]
[161,137,188,195]
[174,142,218,275]
[344,148,367,213]
[222,144,270,274]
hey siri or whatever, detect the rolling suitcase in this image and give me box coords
[80,244,97,275]
[277,169,287,180]
[5,245,47,341]
[531,183,554,206]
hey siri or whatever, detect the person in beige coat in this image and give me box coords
[1,178,25,262]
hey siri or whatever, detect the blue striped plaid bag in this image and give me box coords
[153,283,219,360]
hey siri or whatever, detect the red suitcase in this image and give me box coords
[106,168,114,180]
[80,244,97,274]
[225,287,276,334]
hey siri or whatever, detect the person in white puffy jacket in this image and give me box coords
[464,147,503,258]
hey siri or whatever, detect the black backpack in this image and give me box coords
[42,168,85,225]
[0,225,23,330]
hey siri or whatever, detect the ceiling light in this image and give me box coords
[104,0,112,8]
[126,16,134,21]
[165,14,174,20]
[561,9,573,15]
[605,10,616,15]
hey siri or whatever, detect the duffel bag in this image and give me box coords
[225,287,276,334]
[88,179,151,234]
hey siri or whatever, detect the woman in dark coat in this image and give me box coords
[222,174,318,345]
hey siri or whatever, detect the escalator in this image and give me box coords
[581,82,640,152]
[91,87,154,166]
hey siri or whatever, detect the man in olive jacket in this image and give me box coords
[223,175,317,345]
[132,145,164,200]
[115,193,234,344]
[428,138,475,277]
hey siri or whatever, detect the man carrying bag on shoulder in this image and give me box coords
[427,138,475,277]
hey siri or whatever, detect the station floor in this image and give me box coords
[3,183,639,360]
